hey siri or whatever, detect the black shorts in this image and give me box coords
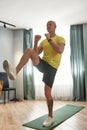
[34,57,57,88]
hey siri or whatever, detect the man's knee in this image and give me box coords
[25,48,39,65]
[25,48,33,55]
[25,48,35,58]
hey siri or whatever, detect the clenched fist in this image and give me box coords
[34,35,41,43]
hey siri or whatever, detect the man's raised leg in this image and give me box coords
[3,48,39,80]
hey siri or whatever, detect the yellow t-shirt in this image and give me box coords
[39,35,65,69]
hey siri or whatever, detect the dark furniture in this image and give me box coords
[0,72,16,104]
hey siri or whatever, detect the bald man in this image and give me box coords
[3,20,65,127]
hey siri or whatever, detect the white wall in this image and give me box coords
[0,28,24,101]
[0,27,14,101]
[83,24,87,100]
[0,27,14,87]
[13,30,23,99]
[0,27,13,71]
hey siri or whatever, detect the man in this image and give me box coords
[3,20,65,127]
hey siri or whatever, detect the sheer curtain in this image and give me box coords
[33,25,73,100]
[70,25,86,101]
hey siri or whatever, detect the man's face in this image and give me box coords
[47,21,56,33]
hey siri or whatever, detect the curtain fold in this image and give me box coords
[23,29,35,100]
[70,24,86,101]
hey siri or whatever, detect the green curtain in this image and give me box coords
[23,29,35,100]
[70,24,86,101]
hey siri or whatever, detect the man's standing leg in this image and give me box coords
[43,84,54,126]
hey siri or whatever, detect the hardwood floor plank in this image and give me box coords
[0,100,87,130]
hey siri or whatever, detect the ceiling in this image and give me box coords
[0,0,87,29]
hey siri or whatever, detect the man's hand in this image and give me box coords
[34,35,42,54]
[34,35,41,43]
[45,33,50,40]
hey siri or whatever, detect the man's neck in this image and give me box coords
[50,32,56,38]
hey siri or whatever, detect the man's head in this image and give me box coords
[47,20,56,33]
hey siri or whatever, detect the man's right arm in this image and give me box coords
[34,35,43,54]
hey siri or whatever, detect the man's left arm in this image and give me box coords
[48,39,65,54]
[45,33,65,54]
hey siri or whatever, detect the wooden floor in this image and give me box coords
[0,100,87,130]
